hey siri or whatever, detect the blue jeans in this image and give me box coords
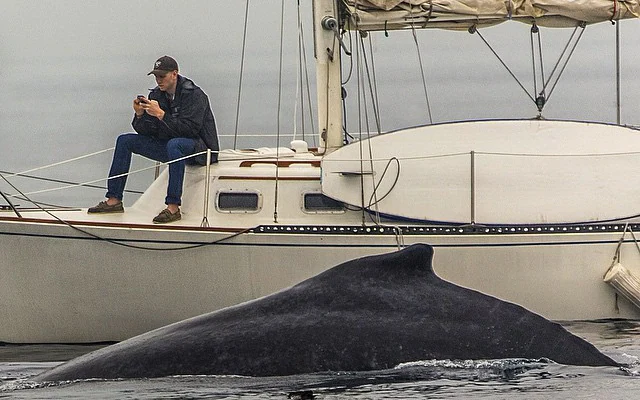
[106,133,197,206]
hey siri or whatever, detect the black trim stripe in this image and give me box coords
[0,227,630,249]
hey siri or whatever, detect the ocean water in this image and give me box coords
[1,321,639,399]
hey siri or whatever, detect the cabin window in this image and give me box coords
[302,192,344,214]
[216,190,262,213]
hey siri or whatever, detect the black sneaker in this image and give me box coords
[87,201,124,214]
[153,208,181,224]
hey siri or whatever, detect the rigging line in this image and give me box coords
[367,157,401,210]
[322,26,339,152]
[366,34,383,131]
[295,0,304,141]
[0,181,21,218]
[339,31,353,143]
[357,33,382,224]
[354,24,367,226]
[341,28,355,85]
[410,11,433,124]
[358,34,382,136]
[0,169,143,195]
[322,148,640,165]
[544,24,586,102]
[0,196,80,210]
[536,25,545,97]
[342,88,353,144]
[539,24,580,95]
[394,225,405,249]
[626,224,640,259]
[299,13,317,147]
[9,150,211,197]
[233,0,250,150]
[294,30,302,142]
[273,0,287,223]
[8,169,149,197]
[5,147,115,179]
[348,5,372,222]
[1,164,253,251]
[220,133,300,138]
[296,0,316,145]
[530,25,539,97]
[85,225,256,252]
[611,223,627,264]
[471,27,535,104]
[476,149,640,157]
[322,151,469,162]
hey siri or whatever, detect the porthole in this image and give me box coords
[216,190,262,213]
[302,192,344,214]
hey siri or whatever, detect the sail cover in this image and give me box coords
[341,0,640,30]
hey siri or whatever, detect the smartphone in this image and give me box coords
[137,95,148,103]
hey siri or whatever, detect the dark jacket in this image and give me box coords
[132,75,219,164]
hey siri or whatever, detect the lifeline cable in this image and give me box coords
[0,166,253,251]
[0,169,143,195]
[8,150,213,198]
[4,147,114,180]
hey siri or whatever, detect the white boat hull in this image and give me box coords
[2,215,639,343]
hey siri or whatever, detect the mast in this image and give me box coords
[313,0,343,154]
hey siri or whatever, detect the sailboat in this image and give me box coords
[2,0,640,343]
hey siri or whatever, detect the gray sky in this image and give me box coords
[2,0,640,203]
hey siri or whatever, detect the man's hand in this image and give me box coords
[133,96,146,116]
[141,99,165,120]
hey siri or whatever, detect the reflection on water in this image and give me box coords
[0,343,112,363]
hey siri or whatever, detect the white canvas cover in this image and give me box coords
[321,120,640,225]
[342,0,640,30]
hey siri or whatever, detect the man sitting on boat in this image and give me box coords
[88,55,219,224]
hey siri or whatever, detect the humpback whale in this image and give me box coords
[35,244,617,381]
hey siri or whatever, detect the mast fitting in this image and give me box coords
[322,16,351,56]
[536,94,546,112]
[321,16,338,30]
